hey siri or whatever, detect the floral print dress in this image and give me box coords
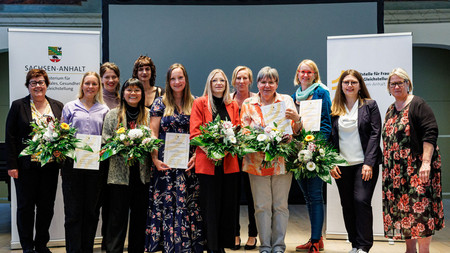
[145,97,205,253]
[382,103,444,239]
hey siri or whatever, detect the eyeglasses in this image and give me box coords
[389,81,405,88]
[298,70,315,76]
[343,81,359,86]
[29,80,46,87]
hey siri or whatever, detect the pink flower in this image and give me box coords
[428,218,435,231]
[223,121,233,129]
[412,202,425,214]
[410,175,421,188]
[401,217,411,229]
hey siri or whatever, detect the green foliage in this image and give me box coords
[19,117,93,167]
[286,129,347,184]
[100,124,163,166]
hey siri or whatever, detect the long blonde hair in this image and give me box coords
[162,63,195,116]
[203,69,232,114]
[331,69,372,116]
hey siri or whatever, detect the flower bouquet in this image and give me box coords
[286,130,346,184]
[19,117,93,167]
[239,124,293,168]
[100,125,163,166]
[190,115,242,165]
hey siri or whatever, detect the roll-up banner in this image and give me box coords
[326,32,412,239]
[8,28,101,248]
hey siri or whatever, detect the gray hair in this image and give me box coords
[257,66,279,83]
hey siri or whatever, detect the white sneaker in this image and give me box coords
[356,250,368,253]
[349,248,358,253]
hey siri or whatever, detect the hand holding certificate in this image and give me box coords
[260,101,293,135]
[299,99,322,131]
[74,134,101,170]
[163,133,190,169]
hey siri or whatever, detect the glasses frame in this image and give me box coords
[29,80,46,88]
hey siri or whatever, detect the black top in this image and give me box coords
[212,95,230,121]
[125,103,140,128]
[406,96,439,156]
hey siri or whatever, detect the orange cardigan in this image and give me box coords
[190,96,240,175]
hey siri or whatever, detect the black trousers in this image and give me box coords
[14,162,59,251]
[104,166,149,253]
[235,171,258,237]
[335,164,379,252]
[198,166,239,251]
[61,161,105,253]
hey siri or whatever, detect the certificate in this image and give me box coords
[164,133,190,169]
[299,99,322,131]
[261,101,293,135]
[74,134,101,170]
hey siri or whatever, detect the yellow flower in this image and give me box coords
[116,127,126,134]
[60,123,70,130]
[305,135,315,142]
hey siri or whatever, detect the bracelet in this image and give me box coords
[294,117,302,124]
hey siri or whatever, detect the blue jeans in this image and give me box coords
[298,176,324,241]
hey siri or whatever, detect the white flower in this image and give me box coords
[307,142,316,152]
[223,121,233,129]
[269,131,279,139]
[119,134,126,141]
[224,128,235,137]
[275,136,282,142]
[228,136,237,144]
[32,133,40,142]
[142,138,152,145]
[213,125,219,130]
[128,129,143,140]
[257,134,267,142]
[319,148,325,156]
[298,150,312,161]
[43,129,54,142]
[52,132,58,138]
[264,126,272,133]
[306,161,316,171]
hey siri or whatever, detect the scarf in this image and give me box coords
[295,82,329,103]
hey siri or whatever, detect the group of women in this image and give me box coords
[5,56,443,253]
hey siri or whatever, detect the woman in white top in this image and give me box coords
[330,69,382,253]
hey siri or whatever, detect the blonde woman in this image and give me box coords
[61,72,110,253]
[190,69,240,253]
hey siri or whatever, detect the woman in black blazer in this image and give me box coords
[330,69,382,253]
[5,69,64,253]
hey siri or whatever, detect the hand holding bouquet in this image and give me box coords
[19,116,93,167]
[100,125,163,166]
[240,124,293,168]
[286,130,346,184]
[190,115,242,165]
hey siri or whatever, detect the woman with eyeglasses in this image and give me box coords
[6,69,64,253]
[102,78,152,253]
[291,59,331,253]
[382,68,444,253]
[190,69,240,253]
[241,66,301,253]
[61,71,110,253]
[329,69,382,253]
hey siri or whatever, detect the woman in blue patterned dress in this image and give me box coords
[145,63,205,253]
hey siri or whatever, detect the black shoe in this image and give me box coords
[244,238,257,250]
[231,237,241,250]
[23,250,36,253]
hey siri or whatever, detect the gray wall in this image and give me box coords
[107,3,378,96]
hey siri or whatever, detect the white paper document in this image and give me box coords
[299,99,322,131]
[261,101,293,135]
[164,133,190,169]
[74,134,101,170]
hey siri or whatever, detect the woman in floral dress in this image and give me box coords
[145,63,204,253]
[382,68,444,253]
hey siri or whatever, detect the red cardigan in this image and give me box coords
[190,96,240,175]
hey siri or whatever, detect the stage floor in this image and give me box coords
[1,202,449,253]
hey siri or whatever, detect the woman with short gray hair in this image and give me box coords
[240,66,302,253]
